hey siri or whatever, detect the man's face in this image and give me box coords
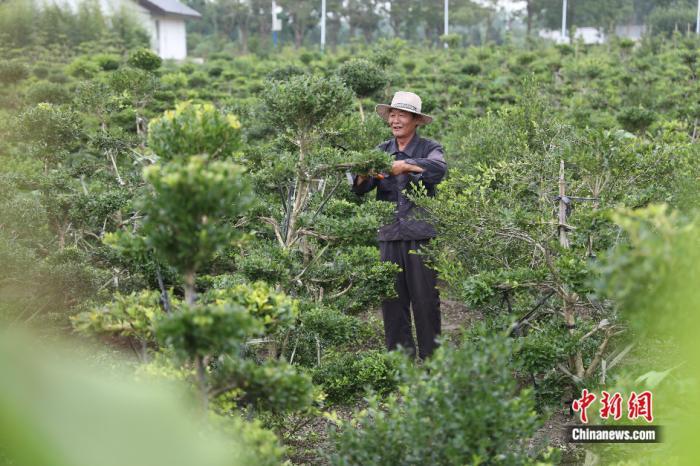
[388,109,419,139]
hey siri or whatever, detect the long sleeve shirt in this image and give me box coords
[351,133,447,241]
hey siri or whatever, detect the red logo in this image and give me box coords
[571,389,654,423]
[572,389,597,423]
[628,391,654,423]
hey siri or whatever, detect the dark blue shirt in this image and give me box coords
[352,132,447,241]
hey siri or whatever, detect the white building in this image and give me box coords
[42,0,201,59]
[539,27,606,44]
[136,0,201,59]
[539,25,646,45]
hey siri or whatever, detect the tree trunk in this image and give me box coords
[294,21,304,49]
[284,140,310,247]
[238,25,249,53]
[194,354,208,412]
[526,0,533,36]
[184,270,196,306]
[558,160,585,378]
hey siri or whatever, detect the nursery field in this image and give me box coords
[2,9,700,465]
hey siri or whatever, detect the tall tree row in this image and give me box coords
[183,0,677,51]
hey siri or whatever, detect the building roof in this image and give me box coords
[138,0,201,18]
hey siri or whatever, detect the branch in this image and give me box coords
[584,328,616,378]
[327,281,353,299]
[310,178,343,222]
[557,363,582,384]
[294,243,330,282]
[579,319,610,343]
[208,381,242,400]
[259,216,286,248]
[606,343,634,371]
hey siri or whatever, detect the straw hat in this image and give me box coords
[375,91,433,125]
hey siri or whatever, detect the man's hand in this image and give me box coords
[390,160,424,176]
[355,162,423,184]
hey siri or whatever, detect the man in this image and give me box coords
[352,91,447,360]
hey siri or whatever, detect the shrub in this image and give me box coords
[188,71,209,88]
[329,334,541,465]
[25,81,72,105]
[0,60,29,86]
[336,58,387,99]
[66,56,100,79]
[461,62,481,75]
[94,53,121,71]
[127,47,162,71]
[617,105,657,133]
[312,350,400,404]
[213,358,315,413]
[33,64,49,79]
[147,101,242,160]
[262,74,354,136]
[15,103,81,163]
[71,290,171,348]
[204,281,299,336]
[139,154,254,303]
[266,64,306,81]
[288,305,383,368]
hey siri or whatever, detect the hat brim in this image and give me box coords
[375,104,433,126]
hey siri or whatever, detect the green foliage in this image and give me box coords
[440,33,462,48]
[147,101,242,160]
[140,155,254,280]
[266,64,306,81]
[215,414,286,466]
[617,105,657,133]
[93,53,121,71]
[205,281,299,335]
[596,204,698,339]
[0,60,29,86]
[310,245,399,314]
[311,198,394,246]
[15,103,81,162]
[213,357,315,413]
[299,305,379,349]
[25,81,73,105]
[127,48,162,71]
[312,350,400,404]
[156,303,260,361]
[66,55,101,79]
[235,241,297,285]
[262,74,354,137]
[71,290,170,345]
[329,334,541,465]
[38,247,108,309]
[648,6,697,37]
[336,58,387,99]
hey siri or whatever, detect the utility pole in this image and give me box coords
[321,0,327,51]
[444,0,449,48]
[561,0,568,42]
[696,0,700,34]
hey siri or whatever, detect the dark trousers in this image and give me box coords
[379,240,441,359]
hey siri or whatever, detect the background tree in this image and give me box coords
[345,0,384,42]
[278,0,319,49]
